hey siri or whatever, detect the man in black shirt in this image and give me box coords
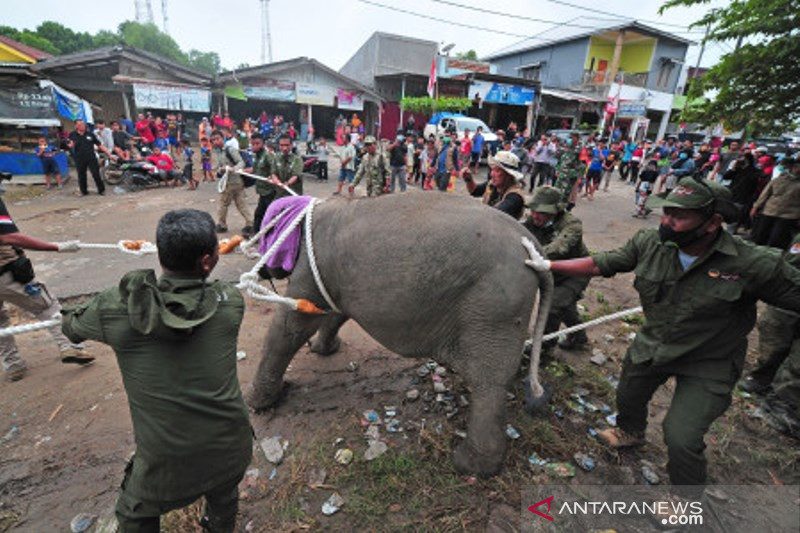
[68,119,112,196]
[460,151,526,219]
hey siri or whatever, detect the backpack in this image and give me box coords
[224,146,255,187]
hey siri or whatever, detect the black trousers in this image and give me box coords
[253,192,276,231]
[318,162,328,180]
[76,156,104,195]
[751,215,797,249]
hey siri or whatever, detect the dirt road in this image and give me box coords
[0,163,796,532]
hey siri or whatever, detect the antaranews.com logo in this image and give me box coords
[528,495,703,526]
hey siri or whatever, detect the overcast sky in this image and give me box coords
[6,0,732,71]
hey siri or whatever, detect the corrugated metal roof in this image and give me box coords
[0,35,53,61]
[484,20,693,60]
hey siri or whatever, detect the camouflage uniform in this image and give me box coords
[352,149,389,197]
[553,144,584,205]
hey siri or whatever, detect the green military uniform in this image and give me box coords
[62,270,253,532]
[593,179,800,488]
[352,139,389,197]
[271,151,304,197]
[251,147,275,230]
[757,234,800,437]
[523,186,590,349]
[553,144,584,205]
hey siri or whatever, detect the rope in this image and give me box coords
[539,306,643,343]
[0,318,60,339]
[239,208,291,259]
[218,169,299,197]
[304,200,341,313]
[78,241,157,256]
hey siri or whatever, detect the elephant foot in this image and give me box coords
[247,380,293,413]
[309,335,341,356]
[452,439,505,478]
[524,380,554,417]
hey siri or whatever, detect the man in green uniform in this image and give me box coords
[349,135,389,197]
[62,209,253,533]
[211,130,252,235]
[553,132,585,211]
[522,186,589,352]
[247,133,274,231]
[269,133,303,198]
[523,177,800,496]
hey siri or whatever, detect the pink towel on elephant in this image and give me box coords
[258,196,313,272]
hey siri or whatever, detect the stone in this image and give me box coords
[590,349,607,366]
[405,388,420,401]
[260,436,285,464]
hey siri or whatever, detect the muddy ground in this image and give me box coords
[0,158,797,533]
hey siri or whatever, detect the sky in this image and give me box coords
[5,0,733,72]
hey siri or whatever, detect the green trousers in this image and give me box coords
[616,356,734,487]
[753,306,799,384]
[770,334,800,417]
[115,469,241,533]
[544,277,589,346]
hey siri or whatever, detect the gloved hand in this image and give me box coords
[521,237,551,272]
[56,240,80,253]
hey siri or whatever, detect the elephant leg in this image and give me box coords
[450,333,522,477]
[248,305,324,411]
[310,313,348,356]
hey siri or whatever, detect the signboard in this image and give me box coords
[243,79,295,102]
[296,83,335,106]
[470,82,535,106]
[617,102,647,118]
[337,88,364,111]
[133,83,210,113]
[0,86,58,124]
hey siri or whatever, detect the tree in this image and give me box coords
[661,0,800,135]
[188,49,222,75]
[455,49,479,61]
[17,32,60,55]
[0,26,21,41]
[118,21,187,64]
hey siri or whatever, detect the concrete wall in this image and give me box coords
[375,34,437,78]
[646,38,688,93]
[491,38,589,88]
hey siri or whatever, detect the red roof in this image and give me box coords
[0,35,53,61]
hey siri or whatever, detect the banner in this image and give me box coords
[243,80,295,102]
[336,88,364,111]
[133,83,210,113]
[469,82,534,106]
[0,86,59,125]
[296,83,335,106]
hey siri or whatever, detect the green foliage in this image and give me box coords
[118,21,186,64]
[17,32,59,55]
[660,0,800,134]
[0,26,21,41]
[187,49,222,75]
[401,96,473,114]
[455,49,479,60]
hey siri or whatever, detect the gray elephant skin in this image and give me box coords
[248,193,553,477]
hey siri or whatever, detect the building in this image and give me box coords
[217,57,382,140]
[485,21,692,140]
[31,45,214,123]
[340,32,468,138]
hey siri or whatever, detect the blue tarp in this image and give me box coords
[0,152,69,176]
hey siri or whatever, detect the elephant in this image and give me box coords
[248,193,553,477]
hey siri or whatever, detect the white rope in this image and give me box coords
[239,208,291,259]
[218,169,299,197]
[0,318,61,338]
[78,241,157,256]
[539,306,643,343]
[304,200,341,314]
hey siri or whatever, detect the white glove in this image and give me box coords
[56,240,80,253]
[521,237,551,272]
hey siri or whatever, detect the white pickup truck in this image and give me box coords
[423,113,498,146]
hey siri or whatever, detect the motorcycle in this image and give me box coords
[302,140,320,178]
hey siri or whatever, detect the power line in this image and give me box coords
[541,0,705,33]
[357,0,536,39]
[430,0,600,30]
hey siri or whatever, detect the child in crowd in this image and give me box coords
[36,137,63,190]
[181,139,197,190]
[633,160,659,218]
[200,138,214,182]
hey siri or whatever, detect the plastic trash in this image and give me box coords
[405,389,420,401]
[605,413,618,427]
[321,492,345,516]
[416,365,430,377]
[346,361,359,372]
[573,452,596,472]
[307,467,327,487]
[553,408,564,419]
[334,448,353,465]
[600,403,613,414]
[362,410,380,424]
[590,349,607,366]
[364,440,388,461]
[641,462,660,485]
[454,430,467,439]
[113,186,126,195]
[269,467,278,480]
[0,425,19,445]
[365,425,380,441]
[545,462,576,478]
[236,350,247,361]
[606,375,620,389]
[603,334,615,343]
[384,406,397,418]
[587,427,599,439]
[70,513,97,533]
[505,424,521,440]
[386,419,402,433]
[434,365,447,376]
[528,452,548,466]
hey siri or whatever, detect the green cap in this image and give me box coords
[526,186,563,214]
[647,177,718,210]
[363,135,377,145]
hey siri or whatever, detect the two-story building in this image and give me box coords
[485,21,692,141]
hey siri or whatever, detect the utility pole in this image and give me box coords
[260,0,273,63]
[134,0,154,24]
[161,0,170,34]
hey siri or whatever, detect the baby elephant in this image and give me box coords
[249,193,552,477]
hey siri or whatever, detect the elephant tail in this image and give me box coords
[527,251,554,400]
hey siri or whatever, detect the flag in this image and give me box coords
[427,56,437,97]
